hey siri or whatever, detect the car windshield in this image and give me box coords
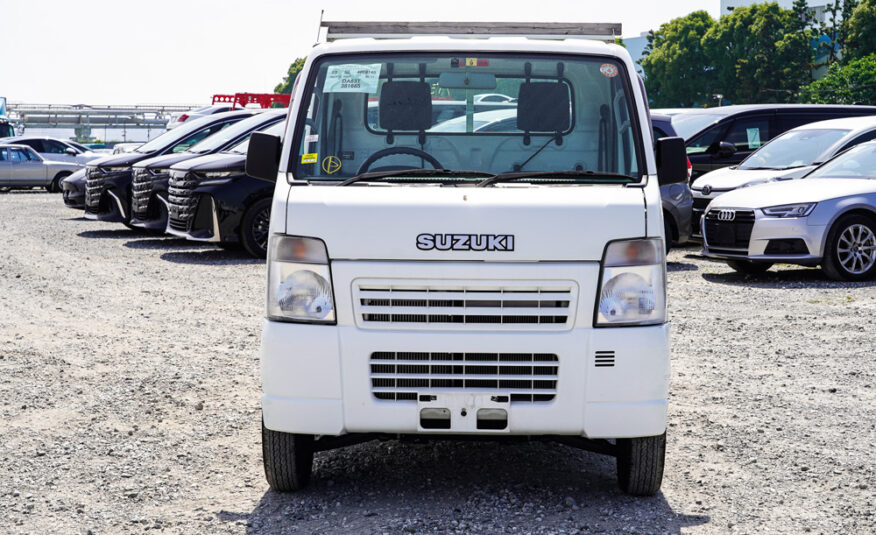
[289,52,644,183]
[136,114,234,153]
[228,120,286,154]
[187,112,283,154]
[739,128,849,170]
[807,143,876,179]
[68,141,89,152]
[670,111,731,140]
[1,123,14,138]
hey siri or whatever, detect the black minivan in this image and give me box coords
[655,104,876,181]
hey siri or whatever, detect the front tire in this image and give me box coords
[616,433,666,496]
[822,214,876,281]
[240,198,272,258]
[262,420,314,492]
[727,260,772,274]
[49,172,71,193]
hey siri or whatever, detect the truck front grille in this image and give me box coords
[704,209,756,251]
[354,281,577,331]
[370,351,558,402]
[167,172,199,232]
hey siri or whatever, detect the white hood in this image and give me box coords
[695,165,811,191]
[285,184,647,262]
[709,178,876,209]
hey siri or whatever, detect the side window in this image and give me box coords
[0,148,8,161]
[686,124,726,155]
[9,148,24,162]
[840,129,876,151]
[653,127,669,139]
[43,140,68,154]
[21,139,44,152]
[171,122,230,153]
[777,113,835,133]
[724,117,771,152]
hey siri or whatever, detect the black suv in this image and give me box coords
[83,110,253,224]
[166,120,285,258]
[129,110,286,230]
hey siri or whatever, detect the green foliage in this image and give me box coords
[639,11,716,107]
[798,53,876,103]
[846,0,876,61]
[274,57,307,94]
[817,0,859,66]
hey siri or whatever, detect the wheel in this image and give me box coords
[356,147,443,175]
[821,214,876,281]
[240,198,272,258]
[262,419,314,492]
[616,433,666,496]
[663,215,673,254]
[49,172,70,193]
[727,260,772,274]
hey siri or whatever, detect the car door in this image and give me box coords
[712,114,774,170]
[41,139,74,163]
[13,147,47,184]
[0,148,12,185]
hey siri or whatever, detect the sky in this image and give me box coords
[1,0,721,106]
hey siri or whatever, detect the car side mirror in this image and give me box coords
[712,141,736,159]
[656,137,687,186]
[65,147,78,156]
[246,132,282,181]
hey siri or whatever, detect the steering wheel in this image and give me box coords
[357,147,443,175]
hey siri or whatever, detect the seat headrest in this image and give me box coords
[517,82,570,132]
[379,81,433,131]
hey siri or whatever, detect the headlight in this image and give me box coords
[104,166,129,173]
[267,235,335,324]
[595,238,666,327]
[761,203,816,218]
[197,170,239,186]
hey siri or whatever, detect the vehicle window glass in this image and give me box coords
[807,143,876,179]
[0,123,14,138]
[188,114,283,154]
[44,139,68,153]
[136,114,239,154]
[670,112,729,140]
[293,53,643,182]
[9,148,24,161]
[171,122,232,153]
[19,148,35,160]
[69,141,89,152]
[686,124,725,155]
[777,113,837,132]
[228,121,286,154]
[724,117,770,152]
[21,139,44,152]
[0,148,8,161]
[739,129,849,170]
[838,129,876,153]
[653,127,668,139]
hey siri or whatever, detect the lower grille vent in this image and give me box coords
[594,350,615,368]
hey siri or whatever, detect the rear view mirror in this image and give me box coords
[656,137,687,185]
[438,72,497,90]
[712,141,736,159]
[65,147,78,156]
[246,132,282,181]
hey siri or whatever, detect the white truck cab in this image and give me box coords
[247,22,688,496]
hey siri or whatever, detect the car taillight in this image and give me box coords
[178,114,189,122]
[686,157,692,180]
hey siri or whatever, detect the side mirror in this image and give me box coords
[246,132,282,181]
[656,137,688,186]
[65,147,78,156]
[712,141,736,159]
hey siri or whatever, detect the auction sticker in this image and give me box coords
[324,63,381,93]
[599,63,619,78]
[301,153,318,164]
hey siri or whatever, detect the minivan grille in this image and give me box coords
[704,210,756,250]
[354,281,577,331]
[131,168,167,219]
[370,351,559,402]
[84,167,105,210]
[167,171,199,232]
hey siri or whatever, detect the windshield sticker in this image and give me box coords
[322,155,342,174]
[305,134,319,143]
[746,128,762,149]
[451,58,489,68]
[599,64,619,78]
[301,153,318,164]
[324,64,381,93]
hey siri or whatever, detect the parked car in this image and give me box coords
[702,141,876,280]
[166,120,286,257]
[691,116,876,238]
[0,118,14,138]
[83,110,254,224]
[429,108,518,132]
[653,104,876,182]
[166,105,233,130]
[652,113,693,250]
[473,93,516,104]
[112,143,142,154]
[61,168,86,208]
[3,135,103,165]
[129,110,286,231]
[0,144,83,192]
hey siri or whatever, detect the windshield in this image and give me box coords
[289,53,643,183]
[187,112,284,154]
[739,128,849,170]
[807,143,876,179]
[228,120,286,154]
[670,112,730,140]
[136,113,239,154]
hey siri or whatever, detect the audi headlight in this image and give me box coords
[595,238,666,327]
[761,203,816,218]
[267,235,335,324]
[197,170,238,186]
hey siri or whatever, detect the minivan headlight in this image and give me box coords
[761,203,816,218]
[595,238,666,327]
[267,235,335,324]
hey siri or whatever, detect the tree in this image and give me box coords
[798,53,876,103]
[639,11,716,107]
[845,0,876,61]
[702,3,812,104]
[817,0,859,66]
[274,57,307,94]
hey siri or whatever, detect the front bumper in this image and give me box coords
[61,182,85,209]
[84,170,131,222]
[166,194,222,242]
[702,209,825,265]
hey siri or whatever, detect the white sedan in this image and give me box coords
[0,144,83,192]
[702,141,876,281]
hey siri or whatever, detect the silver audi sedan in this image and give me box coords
[702,141,876,281]
[0,144,84,192]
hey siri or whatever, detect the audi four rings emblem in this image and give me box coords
[718,209,736,221]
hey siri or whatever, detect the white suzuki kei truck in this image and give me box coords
[246,25,688,497]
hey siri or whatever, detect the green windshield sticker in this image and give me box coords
[324,64,381,93]
[746,127,762,149]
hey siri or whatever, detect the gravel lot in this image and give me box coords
[1,190,874,535]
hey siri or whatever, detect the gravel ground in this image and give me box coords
[0,190,874,535]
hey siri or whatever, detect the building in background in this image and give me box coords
[721,0,829,21]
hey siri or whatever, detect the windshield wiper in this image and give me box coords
[476,170,638,187]
[337,168,495,186]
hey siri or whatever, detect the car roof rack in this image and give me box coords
[318,21,622,42]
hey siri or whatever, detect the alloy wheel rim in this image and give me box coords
[837,223,876,274]
[252,208,271,252]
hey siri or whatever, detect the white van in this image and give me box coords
[246,22,688,496]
